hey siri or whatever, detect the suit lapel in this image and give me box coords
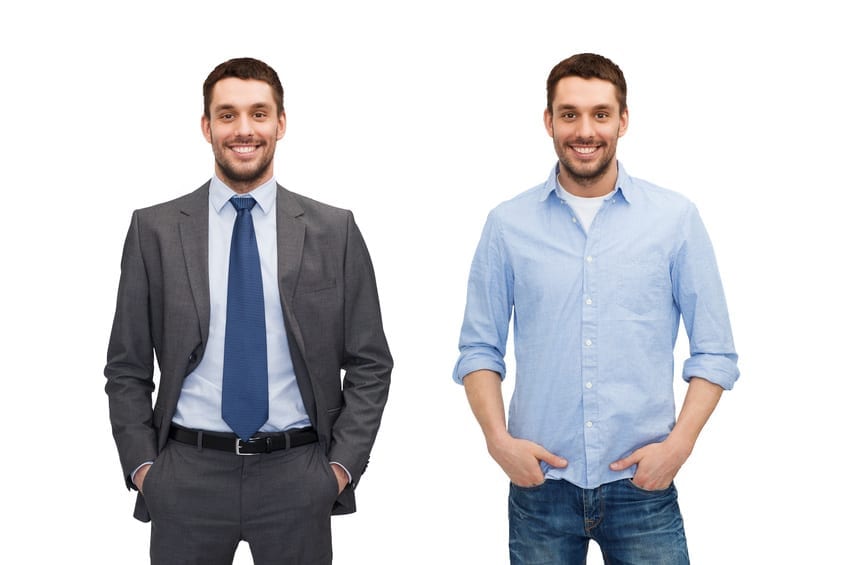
[179,183,211,345]
[275,185,322,426]
[276,184,305,303]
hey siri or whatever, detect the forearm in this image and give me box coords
[464,370,568,484]
[668,376,724,456]
[330,366,391,481]
[105,373,157,487]
[462,369,509,447]
[609,377,723,488]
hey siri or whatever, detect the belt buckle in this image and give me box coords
[235,438,260,456]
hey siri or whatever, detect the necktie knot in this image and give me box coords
[230,196,257,213]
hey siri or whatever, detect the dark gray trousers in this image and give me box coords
[141,438,338,565]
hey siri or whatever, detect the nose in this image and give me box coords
[576,115,594,139]
[235,115,254,137]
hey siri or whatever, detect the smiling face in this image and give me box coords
[544,76,628,197]
[201,77,286,193]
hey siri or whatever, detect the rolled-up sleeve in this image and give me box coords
[673,204,740,390]
[453,211,514,384]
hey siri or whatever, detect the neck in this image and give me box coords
[217,169,274,195]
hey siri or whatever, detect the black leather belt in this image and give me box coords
[169,426,318,455]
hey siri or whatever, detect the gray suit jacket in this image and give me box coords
[105,182,392,521]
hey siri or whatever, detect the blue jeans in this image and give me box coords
[508,479,689,565]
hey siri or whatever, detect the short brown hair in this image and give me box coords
[203,57,285,118]
[546,53,627,114]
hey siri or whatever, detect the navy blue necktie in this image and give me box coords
[222,196,269,441]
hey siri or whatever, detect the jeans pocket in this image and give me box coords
[626,478,674,494]
[510,479,547,491]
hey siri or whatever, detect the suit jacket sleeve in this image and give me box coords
[327,212,392,486]
[104,211,158,489]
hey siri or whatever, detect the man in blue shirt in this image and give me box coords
[454,53,738,564]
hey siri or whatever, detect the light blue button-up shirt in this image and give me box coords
[454,163,739,489]
[173,176,311,433]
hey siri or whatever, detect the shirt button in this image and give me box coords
[586,255,593,263]
[586,382,593,389]
[586,421,593,428]
[585,298,593,305]
[572,217,577,223]
[584,339,593,346]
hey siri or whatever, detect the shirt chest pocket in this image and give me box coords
[610,253,671,319]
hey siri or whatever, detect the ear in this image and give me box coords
[201,114,212,144]
[618,107,629,138]
[277,111,287,141]
[543,108,554,138]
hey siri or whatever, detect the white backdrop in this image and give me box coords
[2,1,846,563]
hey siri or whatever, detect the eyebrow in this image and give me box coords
[213,102,273,112]
[555,104,615,112]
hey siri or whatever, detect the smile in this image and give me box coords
[570,145,600,155]
[231,145,258,154]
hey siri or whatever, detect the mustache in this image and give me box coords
[230,135,261,144]
[569,137,602,145]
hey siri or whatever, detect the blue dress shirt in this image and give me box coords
[454,163,739,489]
[173,176,311,433]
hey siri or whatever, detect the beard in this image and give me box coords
[558,149,616,187]
[215,152,273,185]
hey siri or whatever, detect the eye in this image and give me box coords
[561,112,576,120]
[595,112,609,119]
[253,111,267,119]
[220,113,235,121]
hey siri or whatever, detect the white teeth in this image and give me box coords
[232,146,256,154]
[573,146,597,154]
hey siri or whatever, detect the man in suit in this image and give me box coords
[105,57,392,564]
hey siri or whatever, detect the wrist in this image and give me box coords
[485,429,513,453]
[665,430,695,461]
[330,462,351,485]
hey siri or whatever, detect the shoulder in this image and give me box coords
[278,185,352,223]
[489,182,549,221]
[133,183,209,221]
[623,174,699,225]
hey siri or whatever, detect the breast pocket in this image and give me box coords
[611,252,670,319]
[296,277,337,295]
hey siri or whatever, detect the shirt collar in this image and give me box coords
[539,161,635,204]
[210,174,277,215]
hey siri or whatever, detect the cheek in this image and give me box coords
[256,124,281,142]
[549,124,566,141]
[602,125,622,141]
[206,125,228,145]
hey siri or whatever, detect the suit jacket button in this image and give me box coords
[188,353,197,363]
